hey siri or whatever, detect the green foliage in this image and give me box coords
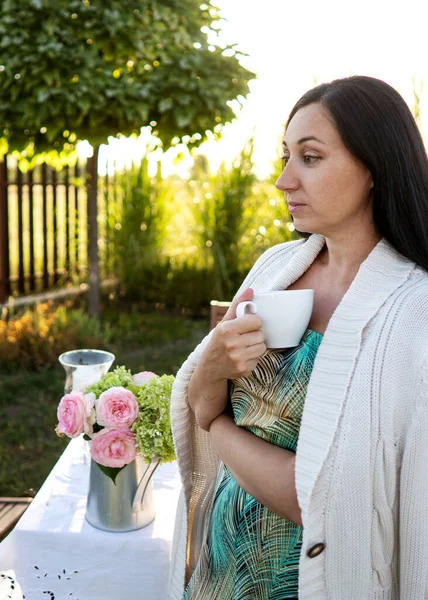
[0,300,111,371]
[109,155,170,300]
[85,365,134,396]
[240,179,298,265]
[0,297,205,372]
[189,139,256,299]
[267,140,285,187]
[87,367,175,464]
[0,0,255,156]
[104,139,298,308]
[0,367,69,498]
[131,374,175,463]
[154,261,218,311]
[412,76,424,126]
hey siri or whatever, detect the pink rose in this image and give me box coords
[57,392,95,438]
[132,371,157,386]
[96,386,139,428]
[91,428,137,468]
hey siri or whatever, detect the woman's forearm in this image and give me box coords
[209,414,302,526]
[188,357,228,431]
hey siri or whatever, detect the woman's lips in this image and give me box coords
[287,202,306,214]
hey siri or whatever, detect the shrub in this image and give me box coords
[105,140,298,310]
[109,156,171,301]
[0,301,110,371]
[188,140,256,300]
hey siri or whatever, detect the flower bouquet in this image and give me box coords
[56,366,175,484]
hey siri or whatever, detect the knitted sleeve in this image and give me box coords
[168,239,303,599]
[399,354,428,598]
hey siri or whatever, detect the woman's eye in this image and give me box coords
[280,154,318,167]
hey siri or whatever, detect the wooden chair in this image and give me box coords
[209,301,231,330]
[0,497,32,541]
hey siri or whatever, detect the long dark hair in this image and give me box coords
[286,75,428,272]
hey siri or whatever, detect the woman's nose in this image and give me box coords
[275,163,300,192]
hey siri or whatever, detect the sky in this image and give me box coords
[96,0,428,178]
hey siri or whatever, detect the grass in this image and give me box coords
[0,309,207,497]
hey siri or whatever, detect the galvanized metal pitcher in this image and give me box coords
[85,455,159,532]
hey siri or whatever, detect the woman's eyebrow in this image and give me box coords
[282,136,325,146]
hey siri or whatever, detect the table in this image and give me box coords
[0,436,181,599]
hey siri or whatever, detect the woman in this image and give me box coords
[168,76,428,599]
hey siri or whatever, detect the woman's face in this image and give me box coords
[275,103,373,237]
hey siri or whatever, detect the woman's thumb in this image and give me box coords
[222,288,254,322]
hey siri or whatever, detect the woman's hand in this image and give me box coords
[206,288,267,382]
[188,288,267,431]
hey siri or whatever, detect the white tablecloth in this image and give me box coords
[0,436,181,600]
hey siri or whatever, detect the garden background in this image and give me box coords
[0,0,298,500]
[0,0,426,505]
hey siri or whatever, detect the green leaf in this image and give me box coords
[36,89,50,103]
[95,463,125,485]
[176,111,192,129]
[158,98,173,113]
[0,0,255,156]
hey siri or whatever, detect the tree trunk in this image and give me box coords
[87,146,100,320]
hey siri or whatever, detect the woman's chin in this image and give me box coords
[292,217,324,237]
[292,221,315,236]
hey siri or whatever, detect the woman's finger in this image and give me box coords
[239,330,266,347]
[220,314,263,335]
[242,343,267,361]
[222,288,254,322]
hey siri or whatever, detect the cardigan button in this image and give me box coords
[306,543,325,558]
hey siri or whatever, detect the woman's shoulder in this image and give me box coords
[404,266,428,297]
[390,267,428,330]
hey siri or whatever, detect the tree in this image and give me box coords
[0,0,255,318]
[0,0,255,155]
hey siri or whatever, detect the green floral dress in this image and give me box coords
[183,329,323,600]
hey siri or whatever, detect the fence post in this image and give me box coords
[41,163,49,290]
[0,157,10,303]
[17,166,25,294]
[87,146,100,319]
[52,168,59,284]
[28,169,35,291]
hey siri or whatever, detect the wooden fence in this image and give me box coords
[0,154,120,305]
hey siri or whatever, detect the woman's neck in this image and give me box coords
[317,228,382,278]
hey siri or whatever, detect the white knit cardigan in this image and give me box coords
[169,234,428,600]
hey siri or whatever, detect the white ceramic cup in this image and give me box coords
[236,289,314,348]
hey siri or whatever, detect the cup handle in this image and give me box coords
[236,301,257,318]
